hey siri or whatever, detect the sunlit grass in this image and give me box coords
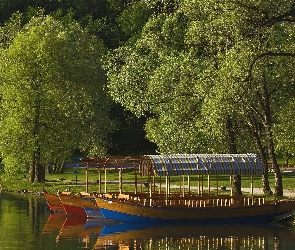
[1,166,295,198]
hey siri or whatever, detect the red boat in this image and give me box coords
[58,192,87,217]
[43,190,65,213]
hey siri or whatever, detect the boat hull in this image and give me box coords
[43,191,65,213]
[95,198,295,223]
[59,193,86,217]
[80,198,102,218]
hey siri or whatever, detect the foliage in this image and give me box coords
[274,98,295,156]
[104,0,295,196]
[0,12,112,179]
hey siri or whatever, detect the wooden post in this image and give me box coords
[134,166,137,194]
[104,168,107,193]
[98,169,101,194]
[198,174,200,194]
[182,175,185,197]
[201,174,204,194]
[251,175,253,196]
[208,175,210,206]
[168,176,171,196]
[216,174,218,196]
[165,175,168,205]
[140,173,143,193]
[119,168,122,194]
[230,176,232,196]
[179,175,182,194]
[188,175,190,194]
[149,175,152,206]
[85,164,88,193]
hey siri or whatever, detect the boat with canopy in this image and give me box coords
[94,154,295,223]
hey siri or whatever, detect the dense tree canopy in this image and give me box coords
[105,0,295,196]
[0,0,295,195]
[0,12,112,181]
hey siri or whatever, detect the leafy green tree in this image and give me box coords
[105,0,295,196]
[274,98,295,164]
[0,12,112,181]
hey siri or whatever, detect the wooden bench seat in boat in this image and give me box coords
[101,192,265,208]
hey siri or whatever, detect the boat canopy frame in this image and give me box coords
[140,154,263,177]
[81,154,263,196]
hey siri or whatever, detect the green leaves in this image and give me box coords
[105,0,295,158]
[0,13,112,176]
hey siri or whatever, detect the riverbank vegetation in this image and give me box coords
[0,1,295,198]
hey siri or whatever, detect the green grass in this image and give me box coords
[1,167,295,198]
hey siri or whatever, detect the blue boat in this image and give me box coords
[94,154,295,223]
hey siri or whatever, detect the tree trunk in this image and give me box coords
[260,76,283,196]
[251,123,272,195]
[267,130,283,196]
[34,148,40,182]
[285,152,289,168]
[226,117,242,195]
[29,163,35,182]
[30,82,44,182]
[52,161,65,173]
[30,147,45,182]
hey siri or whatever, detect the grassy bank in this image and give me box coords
[1,166,295,198]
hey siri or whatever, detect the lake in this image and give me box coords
[1,191,295,249]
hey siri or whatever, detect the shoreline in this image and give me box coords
[1,185,295,198]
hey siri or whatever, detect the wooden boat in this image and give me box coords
[80,197,102,218]
[43,190,65,213]
[95,194,295,223]
[58,192,86,217]
[94,154,295,223]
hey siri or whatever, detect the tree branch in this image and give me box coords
[246,52,295,82]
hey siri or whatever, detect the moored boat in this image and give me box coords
[95,194,295,223]
[58,192,87,217]
[94,154,295,223]
[80,196,102,218]
[43,190,65,213]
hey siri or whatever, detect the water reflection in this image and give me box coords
[93,222,295,249]
[1,191,295,250]
[42,213,295,250]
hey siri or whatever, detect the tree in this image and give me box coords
[105,0,295,196]
[274,98,295,162]
[0,12,112,181]
[213,1,295,196]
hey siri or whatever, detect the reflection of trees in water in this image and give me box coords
[0,192,48,249]
[28,195,44,233]
[2,192,46,232]
[93,222,295,250]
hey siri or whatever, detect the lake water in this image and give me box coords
[1,191,295,250]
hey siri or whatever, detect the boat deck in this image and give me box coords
[100,192,266,208]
